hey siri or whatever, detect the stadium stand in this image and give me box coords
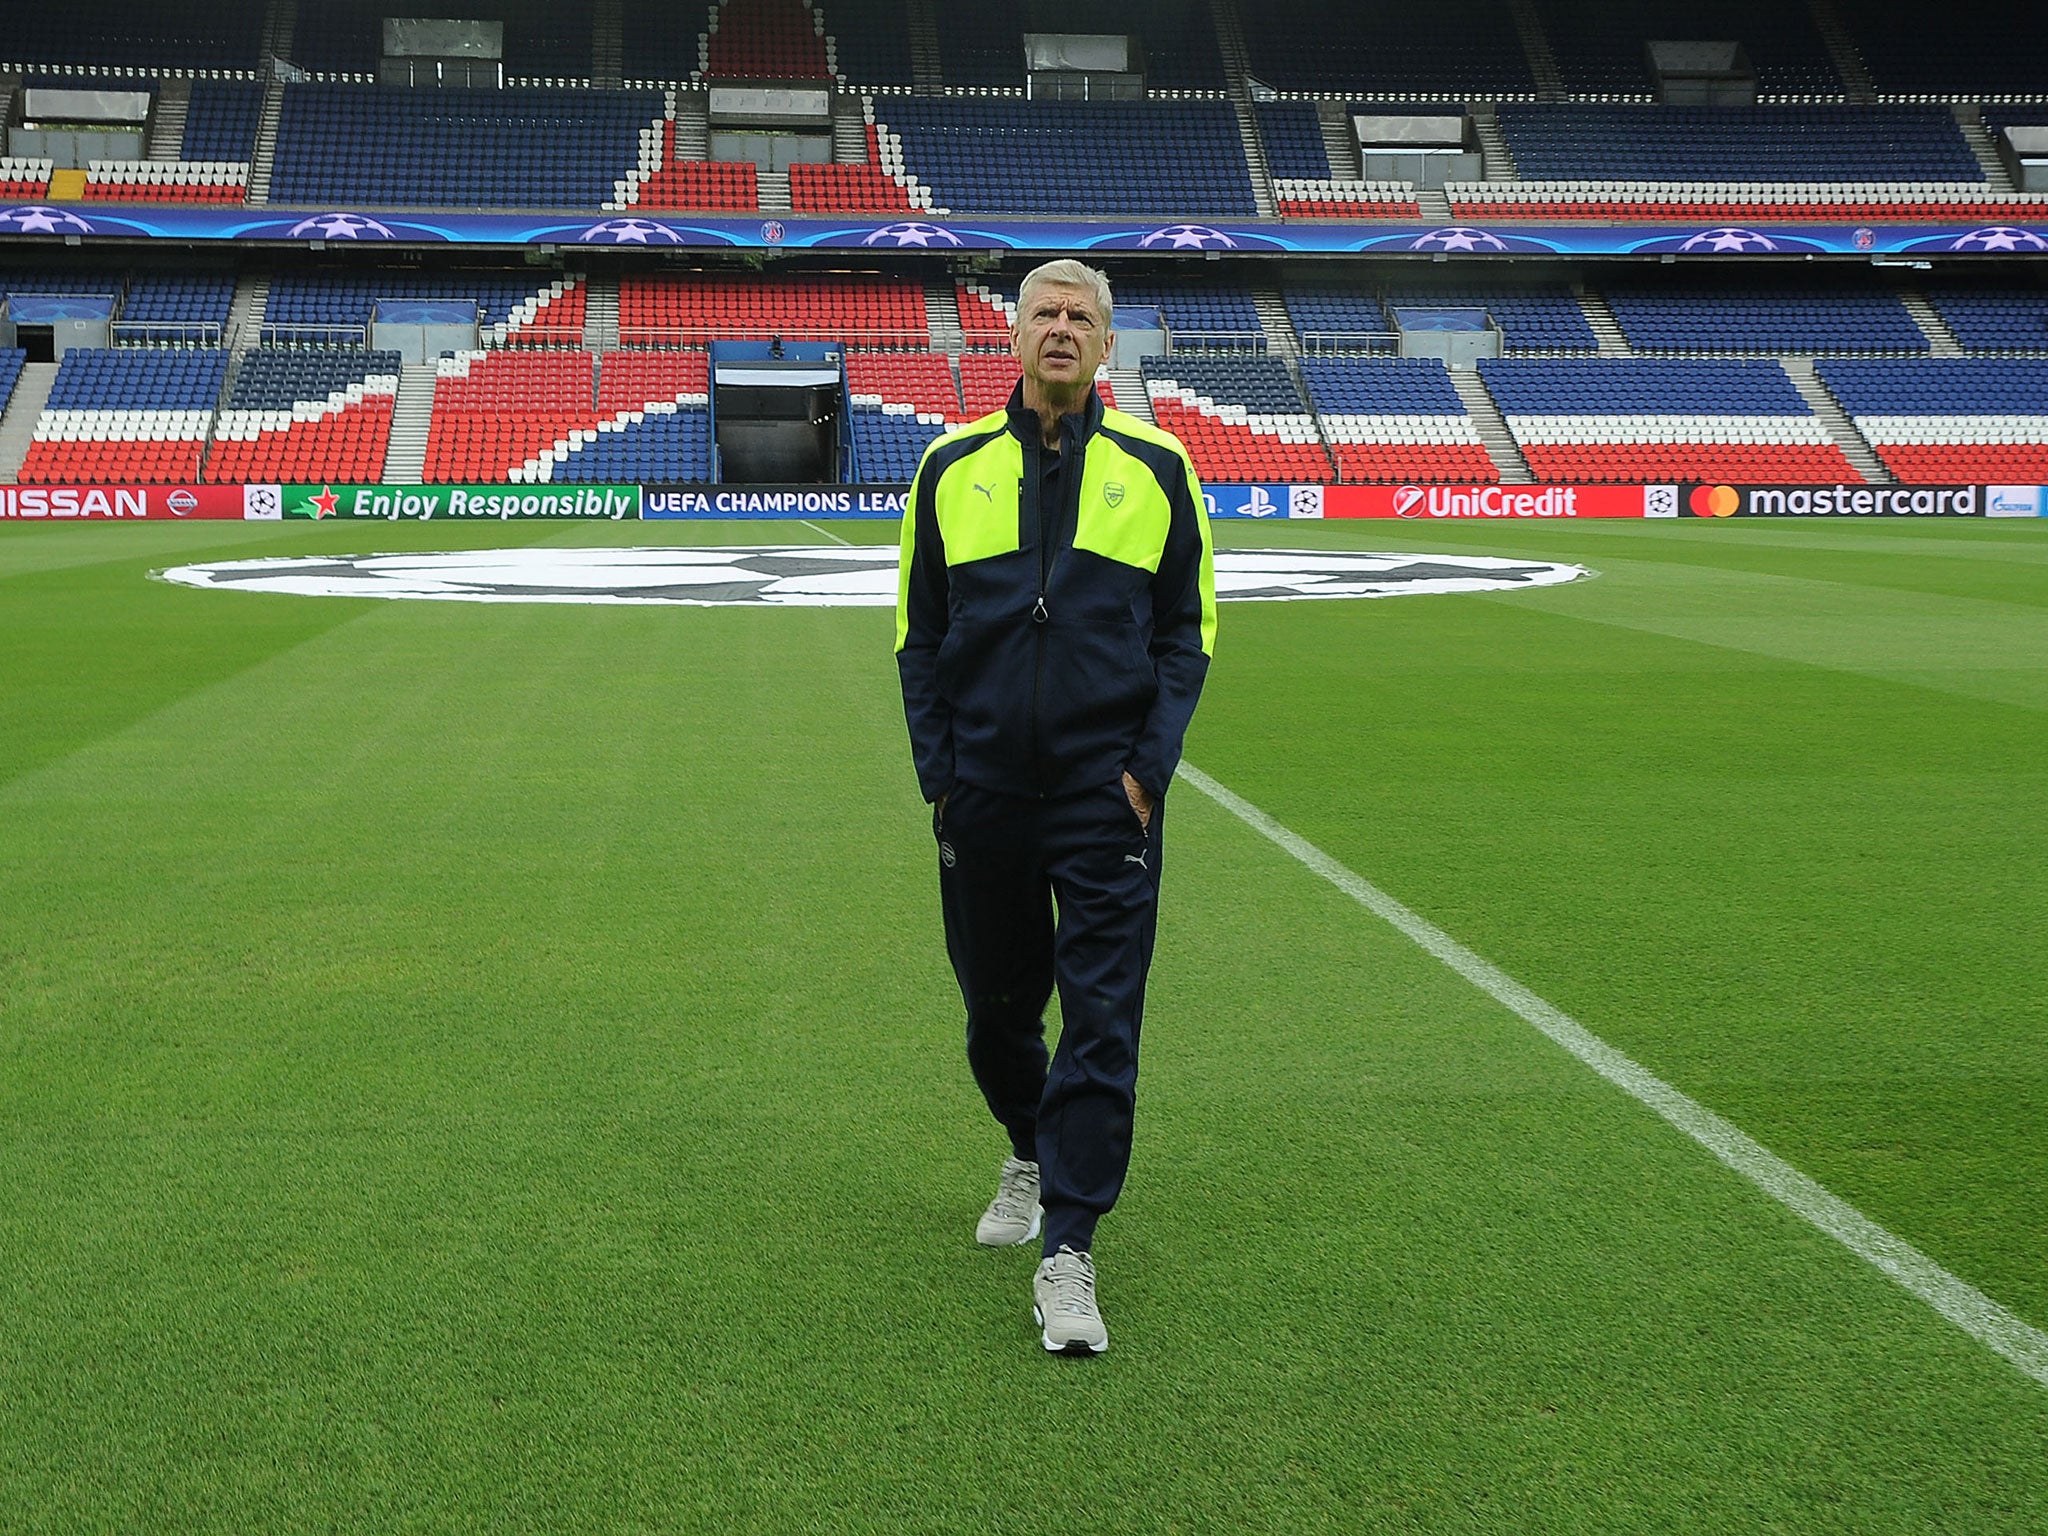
[17,347,230,485]
[1476,358,1861,483]
[1532,0,1842,96]
[84,161,248,204]
[1845,0,2048,98]
[789,162,912,214]
[957,355,1115,417]
[846,352,962,481]
[421,350,598,483]
[291,0,595,78]
[1240,0,1533,95]
[1603,285,1932,354]
[263,272,585,347]
[204,349,401,485]
[616,121,760,211]
[116,272,235,344]
[270,86,660,208]
[1816,359,2048,484]
[182,81,264,163]
[0,350,26,421]
[0,159,55,201]
[1286,286,1600,354]
[0,2,263,70]
[1142,355,1333,484]
[550,352,713,484]
[1497,106,1986,184]
[704,0,832,79]
[1383,286,1600,354]
[618,274,927,347]
[1300,357,1499,484]
[1260,103,1422,219]
[873,100,1256,218]
[809,0,915,86]
[1924,285,2048,352]
[1446,182,2048,223]
[957,282,1014,349]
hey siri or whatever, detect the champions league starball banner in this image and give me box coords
[1,203,2044,257]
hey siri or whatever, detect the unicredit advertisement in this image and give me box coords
[0,485,283,520]
[1321,484,1661,519]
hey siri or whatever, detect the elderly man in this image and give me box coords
[895,260,1216,1355]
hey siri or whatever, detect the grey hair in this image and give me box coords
[1015,259,1113,325]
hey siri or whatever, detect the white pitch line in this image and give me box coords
[1176,761,2048,1389]
[800,520,853,546]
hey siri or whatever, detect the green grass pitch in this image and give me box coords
[2,515,2045,1532]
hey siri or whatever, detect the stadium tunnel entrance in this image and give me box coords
[709,339,842,483]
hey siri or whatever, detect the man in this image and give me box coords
[895,260,1216,1355]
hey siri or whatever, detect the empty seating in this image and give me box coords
[1604,285,1930,354]
[270,85,660,208]
[1818,359,2048,483]
[875,100,1255,218]
[957,355,1114,417]
[1847,0,2048,97]
[1534,0,1841,96]
[19,346,230,485]
[1448,181,2048,223]
[292,0,594,77]
[554,352,713,483]
[1924,287,2048,353]
[1242,0,1533,94]
[1499,106,1984,184]
[1142,355,1333,484]
[422,350,597,483]
[183,81,264,162]
[957,281,1014,348]
[1301,358,1498,483]
[1,2,263,69]
[620,122,760,209]
[1477,358,1858,483]
[0,350,26,420]
[263,272,581,346]
[0,158,55,201]
[84,161,248,204]
[789,162,912,213]
[618,275,927,347]
[705,0,832,78]
[205,348,401,484]
[1381,286,1599,353]
[116,273,235,344]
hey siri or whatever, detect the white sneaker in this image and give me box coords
[976,1156,1042,1246]
[1033,1246,1108,1355]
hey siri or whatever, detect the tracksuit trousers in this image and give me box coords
[936,777,1163,1257]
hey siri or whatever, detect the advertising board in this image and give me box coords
[1679,484,1982,517]
[0,484,281,520]
[1322,484,1658,518]
[281,484,640,520]
[642,485,908,519]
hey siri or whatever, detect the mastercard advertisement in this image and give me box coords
[1679,484,1983,517]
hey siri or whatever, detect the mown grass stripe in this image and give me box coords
[1177,760,2048,1390]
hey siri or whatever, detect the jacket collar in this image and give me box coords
[1005,379,1105,449]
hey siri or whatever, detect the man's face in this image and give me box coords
[1011,282,1111,397]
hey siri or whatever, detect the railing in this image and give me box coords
[614,325,933,349]
[1166,329,1268,354]
[1301,331,1400,355]
[111,321,224,346]
[258,323,371,347]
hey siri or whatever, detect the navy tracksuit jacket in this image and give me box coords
[896,384,1216,1254]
